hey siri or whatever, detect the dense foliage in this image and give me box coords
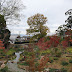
[37,36,60,50]
[26,13,50,40]
[0,14,10,48]
[23,44,49,72]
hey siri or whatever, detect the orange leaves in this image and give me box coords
[0,40,5,49]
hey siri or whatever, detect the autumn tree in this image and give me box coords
[0,14,10,48]
[26,13,50,40]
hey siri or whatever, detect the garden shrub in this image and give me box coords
[54,48,58,52]
[0,66,8,72]
[49,68,60,72]
[37,36,60,50]
[69,59,72,63]
[56,52,62,57]
[50,60,54,63]
[48,57,53,63]
[40,49,51,55]
[61,68,67,72]
[61,61,68,66]
[60,37,64,42]
[20,62,29,66]
[61,40,68,48]
[35,62,39,68]
[53,57,58,60]
[67,47,72,53]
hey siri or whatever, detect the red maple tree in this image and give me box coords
[37,36,60,50]
[0,40,5,49]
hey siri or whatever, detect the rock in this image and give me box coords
[44,68,49,72]
[1,63,5,69]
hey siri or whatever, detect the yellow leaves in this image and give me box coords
[26,13,50,39]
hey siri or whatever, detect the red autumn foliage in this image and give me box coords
[61,36,70,48]
[61,40,68,48]
[65,29,72,36]
[61,30,72,48]
[0,40,5,49]
[69,39,72,42]
[37,56,49,71]
[64,36,71,42]
[27,55,49,72]
[37,36,60,50]
[49,36,60,47]
[37,38,51,50]
[24,44,50,72]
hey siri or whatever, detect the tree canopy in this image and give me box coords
[65,9,72,29]
[0,14,6,29]
[0,0,25,25]
[26,13,50,40]
[0,14,10,48]
[56,9,72,37]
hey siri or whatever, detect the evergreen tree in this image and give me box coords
[0,14,10,48]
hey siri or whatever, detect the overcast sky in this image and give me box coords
[7,0,72,35]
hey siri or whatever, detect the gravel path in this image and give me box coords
[7,51,26,72]
[7,62,25,72]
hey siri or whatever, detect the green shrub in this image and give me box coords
[60,37,64,42]
[48,59,54,63]
[20,62,29,66]
[69,60,72,63]
[61,61,68,66]
[40,49,51,55]
[35,62,39,67]
[53,57,58,60]
[54,48,58,52]
[61,68,67,72]
[49,68,60,72]
[6,49,15,56]
[0,66,8,72]
[56,52,62,57]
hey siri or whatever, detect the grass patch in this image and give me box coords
[6,49,15,56]
[19,62,29,66]
[66,47,72,53]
